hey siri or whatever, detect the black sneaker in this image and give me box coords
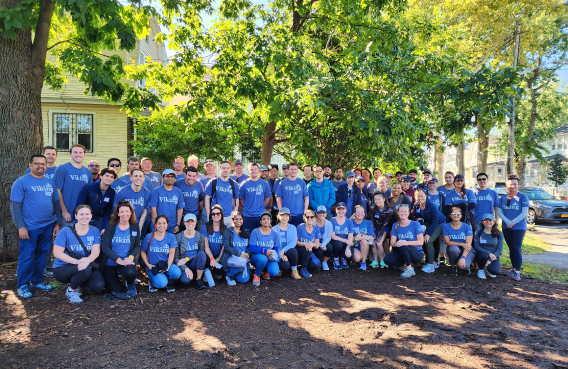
[439,256,446,265]
[462,268,471,276]
[166,284,175,293]
[449,266,457,276]
[194,280,206,290]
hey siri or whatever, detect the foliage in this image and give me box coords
[547,154,568,186]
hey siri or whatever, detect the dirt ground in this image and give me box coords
[1,263,567,369]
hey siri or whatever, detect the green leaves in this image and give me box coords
[0,0,37,40]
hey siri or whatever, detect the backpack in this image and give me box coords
[210,177,236,205]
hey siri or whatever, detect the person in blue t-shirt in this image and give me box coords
[443,174,476,227]
[11,154,61,299]
[272,208,300,277]
[119,157,155,193]
[25,145,58,180]
[384,204,424,278]
[498,175,530,281]
[412,188,446,274]
[174,166,205,230]
[249,212,281,286]
[443,206,475,276]
[141,157,163,189]
[331,167,347,198]
[53,205,105,303]
[230,159,250,183]
[351,205,374,270]
[174,213,208,290]
[437,171,455,196]
[221,211,251,285]
[201,204,226,278]
[426,178,444,211]
[149,169,185,233]
[276,163,309,226]
[205,161,238,227]
[329,202,355,270]
[295,210,322,277]
[114,169,151,230]
[239,163,272,231]
[141,214,181,292]
[107,158,129,194]
[473,172,499,226]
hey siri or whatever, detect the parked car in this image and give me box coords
[519,187,568,224]
[494,182,507,196]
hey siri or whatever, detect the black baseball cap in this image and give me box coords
[282,163,289,169]
[402,175,411,182]
[423,169,432,175]
[270,164,278,170]
[428,178,438,184]
[409,169,418,174]
[454,174,465,181]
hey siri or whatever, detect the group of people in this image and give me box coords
[11,144,529,302]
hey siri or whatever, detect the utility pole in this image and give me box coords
[507,24,521,175]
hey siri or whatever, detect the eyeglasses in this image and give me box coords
[314,169,323,173]
[31,162,46,166]
[211,212,222,216]
[478,178,487,181]
[109,164,120,168]
[348,189,352,197]
[89,164,100,168]
[305,215,315,219]
[450,212,462,216]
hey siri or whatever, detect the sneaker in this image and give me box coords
[439,256,447,265]
[322,261,330,271]
[262,272,271,280]
[359,262,367,271]
[17,284,33,299]
[134,278,140,285]
[380,261,388,269]
[341,258,349,269]
[30,282,54,291]
[333,258,341,270]
[462,268,471,276]
[477,270,486,279]
[148,279,158,292]
[112,292,131,300]
[449,266,457,276]
[194,280,206,290]
[400,268,416,278]
[486,270,497,278]
[434,261,439,269]
[253,275,261,286]
[43,269,53,278]
[509,271,521,281]
[166,284,175,292]
[299,268,312,278]
[422,264,435,274]
[370,260,379,269]
[226,276,237,286]
[66,287,83,303]
[125,281,137,297]
[291,270,302,280]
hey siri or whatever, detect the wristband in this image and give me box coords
[128,255,134,260]
[243,253,249,259]
[210,257,215,262]
[186,257,190,262]
[460,255,466,259]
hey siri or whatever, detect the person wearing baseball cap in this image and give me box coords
[230,159,249,184]
[473,213,503,279]
[385,173,393,186]
[259,165,269,181]
[394,171,403,183]
[401,175,415,208]
[335,171,358,218]
[418,169,433,190]
[354,176,369,215]
[282,163,289,178]
[314,205,333,270]
[329,202,355,270]
[443,174,477,229]
[203,159,217,185]
[272,207,300,279]
[174,213,208,290]
[307,164,336,219]
[148,169,185,233]
[426,178,444,211]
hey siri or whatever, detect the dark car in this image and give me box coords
[520,187,568,224]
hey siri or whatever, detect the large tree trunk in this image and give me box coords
[476,116,490,175]
[260,121,276,165]
[457,142,465,176]
[434,136,444,178]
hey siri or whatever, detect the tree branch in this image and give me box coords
[31,0,56,76]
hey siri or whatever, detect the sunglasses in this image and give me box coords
[450,212,462,216]
[305,215,315,219]
[109,163,120,167]
[478,178,487,181]
[89,164,100,168]
[398,204,409,208]
[348,189,352,197]
[506,199,511,207]
[211,212,222,216]
[314,169,323,173]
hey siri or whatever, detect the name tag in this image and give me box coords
[132,231,138,236]
[103,197,110,202]
[374,215,381,218]
[480,238,487,244]
[256,191,262,195]
[294,191,299,194]
[45,192,52,196]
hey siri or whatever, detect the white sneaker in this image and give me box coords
[322,261,329,271]
[477,269,487,279]
[65,287,83,303]
[486,270,497,278]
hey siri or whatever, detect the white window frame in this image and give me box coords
[137,50,146,88]
[48,110,96,154]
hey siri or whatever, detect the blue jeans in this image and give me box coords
[503,229,526,271]
[17,224,54,288]
[180,251,207,284]
[250,253,279,277]
[146,264,181,288]
[475,251,500,275]
[447,246,476,269]
[227,264,251,283]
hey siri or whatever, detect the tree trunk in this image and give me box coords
[476,117,490,175]
[434,136,444,178]
[456,142,465,176]
[260,121,277,165]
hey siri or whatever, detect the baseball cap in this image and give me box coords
[316,205,327,213]
[234,159,243,165]
[279,207,291,215]
[353,168,361,172]
[428,178,438,184]
[270,164,279,170]
[162,169,175,177]
[282,163,289,169]
[395,171,403,176]
[482,213,495,221]
[346,171,355,178]
[385,173,393,178]
[204,159,214,166]
[454,174,465,181]
[356,176,365,182]
[183,213,197,222]
[259,165,268,171]
[423,169,432,174]
[402,175,411,182]
[260,211,273,220]
[409,169,418,174]
[336,202,347,209]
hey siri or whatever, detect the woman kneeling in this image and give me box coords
[175,213,208,290]
[384,204,424,278]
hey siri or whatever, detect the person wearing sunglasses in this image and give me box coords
[384,204,424,278]
[473,214,503,279]
[351,205,374,270]
[411,188,445,273]
[74,168,117,232]
[473,173,499,228]
[335,171,358,218]
[221,210,251,285]
[329,202,355,270]
[296,209,322,277]
[250,212,281,286]
[107,158,129,194]
[149,169,185,234]
[315,206,333,270]
[369,191,393,269]
[307,164,336,219]
[175,213,207,290]
[443,174,477,231]
[443,206,475,276]
[87,160,101,182]
[200,204,226,281]
[498,175,529,281]
[272,208,300,278]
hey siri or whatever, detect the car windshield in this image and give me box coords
[524,189,556,200]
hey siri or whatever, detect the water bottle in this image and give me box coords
[203,269,215,287]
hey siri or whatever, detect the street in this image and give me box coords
[526,220,568,269]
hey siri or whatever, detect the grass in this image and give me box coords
[500,232,568,285]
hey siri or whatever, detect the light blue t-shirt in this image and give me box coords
[332,180,346,191]
[183,233,198,259]
[276,178,309,216]
[107,226,131,267]
[205,178,237,215]
[53,162,91,212]
[330,217,354,238]
[142,232,177,265]
[176,173,186,181]
[26,166,58,180]
[297,223,321,243]
[473,188,499,223]
[110,177,129,194]
[351,219,374,238]
[278,227,288,249]
[145,172,163,189]
[200,225,223,256]
[113,185,151,223]
[120,173,154,193]
[231,230,249,253]
[238,178,272,217]
[443,222,474,243]
[174,179,204,216]
[10,174,59,230]
[149,186,185,228]
[391,221,423,251]
[498,193,530,230]
[250,228,281,252]
[53,226,101,268]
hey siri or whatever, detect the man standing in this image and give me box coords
[323,165,332,180]
[401,175,415,207]
[308,164,335,218]
[187,154,207,181]
[150,169,185,233]
[75,168,117,232]
[203,159,217,185]
[239,163,272,230]
[268,164,281,225]
[26,146,58,180]
[259,165,269,181]
[11,155,60,298]
[332,167,346,196]
[276,163,309,226]
[473,172,499,227]
[174,166,205,230]
[230,159,250,183]
[54,144,92,226]
[114,168,151,232]
[385,173,393,186]
[395,171,403,183]
[303,164,313,185]
[204,161,238,226]
[141,157,163,189]
[418,169,433,190]
[336,171,357,218]
[408,169,420,189]
[107,158,129,193]
[87,160,101,182]
[173,156,186,180]
[121,157,154,192]
[282,163,289,179]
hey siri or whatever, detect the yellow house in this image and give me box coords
[41,17,167,168]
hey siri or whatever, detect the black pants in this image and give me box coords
[329,239,353,261]
[278,248,298,271]
[384,246,424,267]
[102,264,137,293]
[53,263,105,291]
[295,245,312,269]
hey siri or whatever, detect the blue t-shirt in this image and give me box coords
[176,173,186,181]
[230,174,250,184]
[473,188,499,223]
[332,180,346,191]
[184,233,198,259]
[205,178,237,215]
[391,221,423,251]
[231,230,249,253]
[297,223,321,243]
[445,189,477,208]
[53,162,91,211]
[278,227,288,249]
[107,226,132,266]
[437,185,454,196]
[443,222,474,243]
[276,178,309,216]
[142,232,177,265]
[498,193,530,230]
[53,226,101,268]
[427,192,442,210]
[351,219,374,238]
[26,166,58,180]
[239,178,272,217]
[120,173,154,193]
[250,228,281,252]
[330,217,354,238]
[110,177,129,194]
[10,174,59,230]
[174,179,204,216]
[149,186,185,228]
[200,225,223,256]
[145,172,163,189]
[113,185,151,222]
